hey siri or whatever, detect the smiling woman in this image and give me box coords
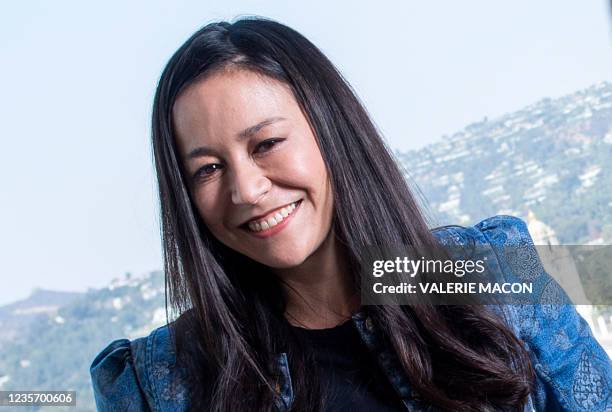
[89,16,611,412]
[172,69,334,269]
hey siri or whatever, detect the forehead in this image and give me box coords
[172,69,297,146]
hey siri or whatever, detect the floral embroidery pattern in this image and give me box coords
[572,350,608,411]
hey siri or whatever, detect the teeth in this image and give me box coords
[247,201,300,232]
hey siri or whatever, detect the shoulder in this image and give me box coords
[432,214,563,293]
[90,335,152,411]
[430,214,571,330]
[431,214,530,247]
[431,214,537,322]
[90,324,190,411]
[432,214,545,292]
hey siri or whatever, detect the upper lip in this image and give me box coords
[239,200,300,227]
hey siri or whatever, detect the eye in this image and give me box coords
[193,163,224,182]
[254,138,285,154]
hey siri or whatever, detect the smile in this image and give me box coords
[246,200,302,232]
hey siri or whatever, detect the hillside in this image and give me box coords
[397,81,612,244]
[0,272,166,411]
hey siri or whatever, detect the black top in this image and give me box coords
[290,319,405,411]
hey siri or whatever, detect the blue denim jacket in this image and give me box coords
[90,215,612,411]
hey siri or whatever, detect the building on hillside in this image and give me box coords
[526,210,559,246]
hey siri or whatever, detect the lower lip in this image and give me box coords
[243,200,302,239]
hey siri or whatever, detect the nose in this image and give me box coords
[229,161,271,205]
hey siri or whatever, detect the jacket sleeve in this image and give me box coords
[477,215,612,411]
[90,338,152,412]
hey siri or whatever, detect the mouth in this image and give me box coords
[240,199,303,238]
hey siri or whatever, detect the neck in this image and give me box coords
[273,229,360,329]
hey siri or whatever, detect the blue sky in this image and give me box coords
[1,0,611,305]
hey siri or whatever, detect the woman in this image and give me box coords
[90,17,612,411]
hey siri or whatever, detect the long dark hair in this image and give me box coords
[151,16,534,411]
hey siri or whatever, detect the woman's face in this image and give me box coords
[172,68,334,268]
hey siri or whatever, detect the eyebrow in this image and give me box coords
[186,116,287,160]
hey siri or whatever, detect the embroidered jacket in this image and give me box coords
[90,215,612,411]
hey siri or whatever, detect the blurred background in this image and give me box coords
[0,1,611,410]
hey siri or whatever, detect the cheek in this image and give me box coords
[193,191,226,233]
[272,138,329,190]
[277,140,333,229]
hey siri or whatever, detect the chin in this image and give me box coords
[257,252,308,269]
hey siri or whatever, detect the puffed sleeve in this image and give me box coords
[90,339,152,412]
[476,215,612,411]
